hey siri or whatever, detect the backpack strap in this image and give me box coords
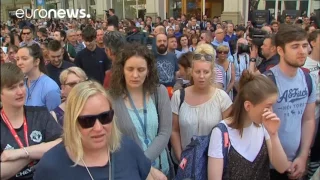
[264,70,276,85]
[265,69,312,97]
[179,88,185,111]
[301,69,313,97]
[215,123,230,175]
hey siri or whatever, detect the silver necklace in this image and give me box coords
[81,152,111,180]
[26,73,42,100]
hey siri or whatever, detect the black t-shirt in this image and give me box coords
[46,61,75,88]
[75,47,111,84]
[33,137,151,180]
[0,106,62,180]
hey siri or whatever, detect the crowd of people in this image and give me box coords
[0,9,320,180]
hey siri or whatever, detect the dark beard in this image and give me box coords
[157,45,167,54]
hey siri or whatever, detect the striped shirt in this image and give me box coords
[214,67,224,85]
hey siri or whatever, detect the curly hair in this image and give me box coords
[108,43,159,98]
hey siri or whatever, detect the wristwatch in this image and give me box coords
[250,58,257,62]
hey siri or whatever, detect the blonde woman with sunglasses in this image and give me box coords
[34,80,167,180]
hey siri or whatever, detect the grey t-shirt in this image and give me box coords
[270,65,316,161]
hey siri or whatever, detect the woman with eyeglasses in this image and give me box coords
[108,43,173,177]
[171,44,233,162]
[50,67,88,126]
[34,80,167,180]
[16,44,61,111]
[208,71,291,180]
[216,45,235,100]
[0,63,62,180]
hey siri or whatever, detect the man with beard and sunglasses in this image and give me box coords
[155,33,179,88]
[265,24,316,180]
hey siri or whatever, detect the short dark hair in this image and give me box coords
[275,24,308,51]
[22,26,33,33]
[178,51,192,69]
[82,26,96,42]
[308,29,320,46]
[55,30,66,41]
[305,25,314,32]
[264,33,276,46]
[271,21,279,26]
[47,40,62,51]
[109,9,115,13]
[167,34,176,40]
[1,63,24,92]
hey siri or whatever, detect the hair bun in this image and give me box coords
[239,70,255,90]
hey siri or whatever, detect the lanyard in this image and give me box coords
[1,109,29,148]
[127,91,149,146]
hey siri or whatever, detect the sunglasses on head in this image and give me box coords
[193,53,213,61]
[77,110,114,129]
[218,51,228,54]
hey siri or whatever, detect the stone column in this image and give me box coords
[145,0,158,22]
[221,0,243,25]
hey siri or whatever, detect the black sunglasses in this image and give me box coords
[193,54,213,61]
[77,110,114,129]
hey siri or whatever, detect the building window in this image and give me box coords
[168,0,182,18]
[112,0,145,19]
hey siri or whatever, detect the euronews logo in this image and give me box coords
[15,9,91,19]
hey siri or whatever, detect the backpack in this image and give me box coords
[175,123,230,180]
[178,88,185,111]
[264,68,313,97]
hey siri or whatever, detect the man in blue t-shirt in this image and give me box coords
[266,24,317,180]
[155,33,179,87]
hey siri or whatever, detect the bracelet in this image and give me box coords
[22,147,30,158]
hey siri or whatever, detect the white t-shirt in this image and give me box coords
[171,89,232,150]
[208,120,270,162]
[303,56,319,103]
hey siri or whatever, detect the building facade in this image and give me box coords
[1,0,319,25]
